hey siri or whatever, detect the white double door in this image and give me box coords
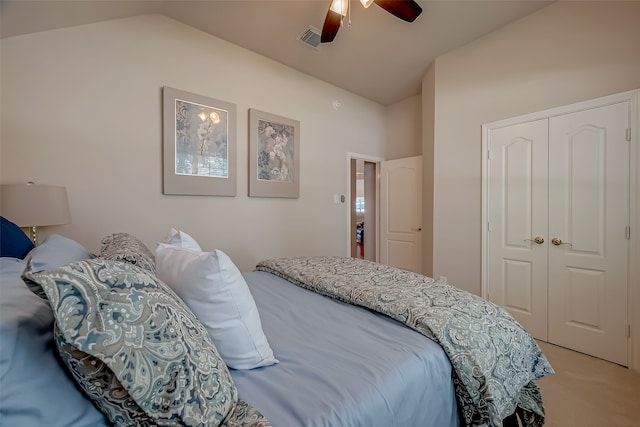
[487,101,630,366]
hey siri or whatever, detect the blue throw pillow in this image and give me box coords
[0,216,34,259]
[25,234,94,270]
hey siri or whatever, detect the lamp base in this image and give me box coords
[29,226,39,246]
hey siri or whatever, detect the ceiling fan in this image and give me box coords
[321,0,423,43]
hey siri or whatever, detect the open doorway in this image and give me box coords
[349,158,378,261]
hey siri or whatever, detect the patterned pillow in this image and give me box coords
[22,258,237,426]
[99,232,156,274]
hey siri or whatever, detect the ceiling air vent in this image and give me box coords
[298,26,322,49]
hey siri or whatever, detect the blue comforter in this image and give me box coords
[256,256,554,427]
[233,270,460,427]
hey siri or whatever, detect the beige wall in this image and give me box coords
[0,14,386,271]
[424,1,640,371]
[385,94,421,160]
[426,1,640,295]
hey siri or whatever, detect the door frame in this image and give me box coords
[346,152,382,261]
[481,88,639,372]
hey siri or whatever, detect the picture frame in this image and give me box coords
[162,86,237,196]
[248,109,300,198]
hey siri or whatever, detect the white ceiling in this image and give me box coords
[1,0,553,105]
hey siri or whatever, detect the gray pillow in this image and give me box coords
[99,232,156,274]
[22,258,237,426]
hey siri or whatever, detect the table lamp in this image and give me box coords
[0,182,71,245]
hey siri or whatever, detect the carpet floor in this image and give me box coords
[536,341,640,427]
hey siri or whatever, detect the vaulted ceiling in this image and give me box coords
[1,0,553,105]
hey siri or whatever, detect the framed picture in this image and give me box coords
[162,86,237,196]
[248,109,300,198]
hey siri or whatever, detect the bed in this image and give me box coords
[0,222,553,427]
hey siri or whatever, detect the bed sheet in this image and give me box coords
[232,271,460,427]
[0,257,109,427]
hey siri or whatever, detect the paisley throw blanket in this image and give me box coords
[223,400,271,427]
[256,256,554,427]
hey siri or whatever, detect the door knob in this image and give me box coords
[412,227,423,232]
[551,237,572,247]
[524,237,544,244]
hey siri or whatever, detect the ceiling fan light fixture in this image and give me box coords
[360,0,374,8]
[330,0,348,16]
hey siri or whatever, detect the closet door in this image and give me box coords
[548,102,629,366]
[487,120,549,340]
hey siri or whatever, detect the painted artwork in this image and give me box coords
[256,119,295,182]
[162,87,236,196]
[174,99,229,178]
[248,109,299,198]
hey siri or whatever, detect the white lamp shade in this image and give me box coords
[1,184,71,227]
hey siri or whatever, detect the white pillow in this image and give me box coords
[163,228,202,251]
[155,243,278,370]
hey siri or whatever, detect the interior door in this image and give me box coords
[380,156,422,273]
[548,102,629,366]
[487,120,549,340]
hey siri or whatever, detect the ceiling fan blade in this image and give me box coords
[373,0,423,23]
[321,8,342,43]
